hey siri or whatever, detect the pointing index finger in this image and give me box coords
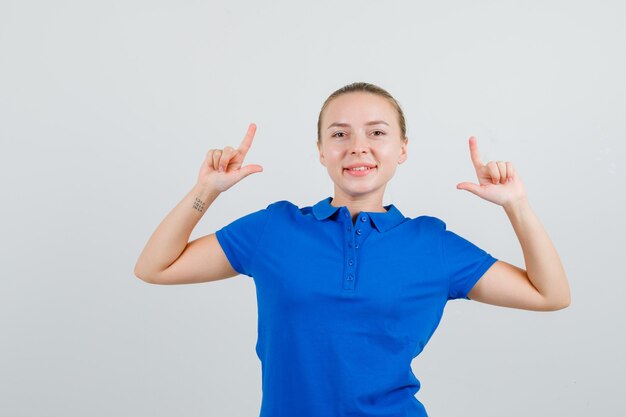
[237,123,257,156]
[468,136,483,170]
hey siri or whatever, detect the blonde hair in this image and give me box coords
[317,82,407,143]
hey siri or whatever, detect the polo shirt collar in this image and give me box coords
[311,197,406,233]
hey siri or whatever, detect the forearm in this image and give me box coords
[134,183,221,277]
[504,198,570,307]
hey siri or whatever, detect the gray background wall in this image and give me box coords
[1,0,624,416]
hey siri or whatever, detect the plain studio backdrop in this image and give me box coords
[1,0,624,416]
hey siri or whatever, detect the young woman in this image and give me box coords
[134,82,570,417]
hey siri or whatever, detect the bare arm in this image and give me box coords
[457,136,570,311]
[133,123,263,285]
[133,184,231,284]
[467,200,570,311]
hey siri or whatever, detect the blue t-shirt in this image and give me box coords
[215,197,498,417]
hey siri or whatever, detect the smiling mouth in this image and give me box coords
[344,166,377,176]
[345,166,375,171]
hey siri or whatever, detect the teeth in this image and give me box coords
[349,166,372,171]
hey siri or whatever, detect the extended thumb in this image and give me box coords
[239,164,264,179]
[456,182,481,194]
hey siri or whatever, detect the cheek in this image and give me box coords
[369,144,392,157]
[322,148,344,163]
[379,143,404,157]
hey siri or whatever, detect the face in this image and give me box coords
[317,92,408,202]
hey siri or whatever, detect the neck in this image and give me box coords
[329,187,388,218]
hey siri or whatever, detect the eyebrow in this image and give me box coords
[326,120,390,130]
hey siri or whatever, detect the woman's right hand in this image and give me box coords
[197,123,264,193]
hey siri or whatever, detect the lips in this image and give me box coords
[344,162,377,170]
[344,165,377,177]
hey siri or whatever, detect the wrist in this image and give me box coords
[503,196,531,217]
[192,183,221,206]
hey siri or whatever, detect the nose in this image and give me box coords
[349,132,369,155]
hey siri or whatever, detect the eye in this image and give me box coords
[371,130,386,136]
[331,131,346,138]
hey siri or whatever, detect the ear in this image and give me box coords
[317,141,326,167]
[398,137,408,164]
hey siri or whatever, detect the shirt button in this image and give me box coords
[355,244,360,249]
[356,229,362,235]
[348,259,354,266]
[360,216,367,222]
[347,275,353,281]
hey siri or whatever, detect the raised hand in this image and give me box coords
[197,123,264,193]
[456,136,527,208]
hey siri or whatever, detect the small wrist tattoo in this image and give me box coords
[193,197,206,213]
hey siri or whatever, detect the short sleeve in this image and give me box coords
[215,204,272,277]
[441,222,498,300]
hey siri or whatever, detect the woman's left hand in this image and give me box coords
[456,136,528,208]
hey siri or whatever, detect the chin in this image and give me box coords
[342,184,384,196]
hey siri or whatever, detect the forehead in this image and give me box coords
[322,92,397,126]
